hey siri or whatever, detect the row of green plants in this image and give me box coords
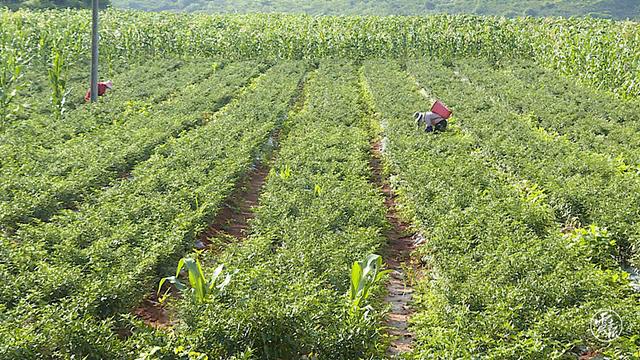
[0,61,307,359]
[527,17,640,99]
[452,58,640,165]
[0,59,197,165]
[362,60,640,358]
[1,55,85,127]
[0,46,26,123]
[0,60,264,233]
[121,61,391,359]
[409,59,640,270]
[1,8,638,97]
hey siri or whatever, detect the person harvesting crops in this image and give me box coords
[414,100,452,132]
[84,80,113,102]
[414,111,447,132]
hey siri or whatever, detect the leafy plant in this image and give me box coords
[278,165,292,180]
[565,225,618,268]
[348,254,390,317]
[158,255,232,304]
[47,49,67,120]
[0,62,309,358]
[0,48,26,123]
[3,8,640,97]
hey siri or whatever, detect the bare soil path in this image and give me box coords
[198,162,270,244]
[370,140,417,357]
[133,156,273,329]
[132,69,311,331]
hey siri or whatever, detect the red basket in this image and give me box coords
[431,100,452,119]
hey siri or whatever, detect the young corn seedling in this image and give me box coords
[279,165,292,180]
[158,256,232,304]
[349,254,390,318]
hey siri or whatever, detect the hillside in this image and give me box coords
[110,0,640,19]
[0,0,110,9]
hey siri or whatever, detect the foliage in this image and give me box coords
[158,255,232,304]
[409,58,640,269]
[0,48,25,124]
[349,254,390,317]
[110,0,640,20]
[0,60,262,232]
[363,59,640,359]
[47,49,67,120]
[131,62,389,359]
[450,58,640,164]
[1,9,639,97]
[0,61,306,358]
[565,226,618,269]
[1,6,639,357]
[0,0,110,10]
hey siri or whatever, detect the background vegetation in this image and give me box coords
[2,9,638,98]
[110,0,640,19]
[0,0,110,9]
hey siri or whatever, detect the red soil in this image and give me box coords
[370,140,417,356]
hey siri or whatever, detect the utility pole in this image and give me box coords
[90,0,99,103]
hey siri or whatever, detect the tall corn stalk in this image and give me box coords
[48,49,68,121]
[0,48,25,125]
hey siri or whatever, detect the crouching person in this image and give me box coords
[414,111,448,132]
[85,80,113,102]
[414,100,452,133]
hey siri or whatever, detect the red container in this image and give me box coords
[431,100,452,119]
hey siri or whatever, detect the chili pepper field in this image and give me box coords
[0,8,639,360]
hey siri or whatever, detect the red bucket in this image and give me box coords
[431,100,452,119]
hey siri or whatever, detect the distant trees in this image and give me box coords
[107,0,640,20]
[0,0,111,9]
[5,0,637,19]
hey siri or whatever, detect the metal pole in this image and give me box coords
[90,0,99,103]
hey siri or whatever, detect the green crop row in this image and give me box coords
[362,60,640,359]
[0,59,209,168]
[451,58,640,165]
[0,61,307,359]
[118,61,390,359]
[3,60,86,124]
[1,9,639,97]
[409,59,640,270]
[3,58,183,128]
[0,61,265,233]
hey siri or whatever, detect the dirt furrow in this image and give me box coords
[132,160,273,329]
[132,67,312,330]
[370,140,417,357]
[198,162,271,246]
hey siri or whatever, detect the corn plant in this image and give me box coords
[348,254,390,317]
[0,48,25,123]
[278,164,292,180]
[158,256,232,304]
[3,8,640,97]
[47,49,67,121]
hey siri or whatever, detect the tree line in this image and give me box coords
[1,0,110,10]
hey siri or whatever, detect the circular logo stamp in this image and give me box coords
[590,309,623,342]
